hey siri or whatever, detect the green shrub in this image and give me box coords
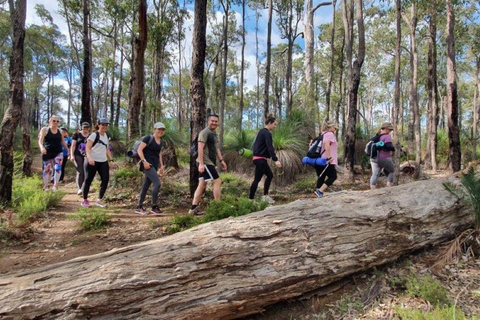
[395,305,467,320]
[406,274,450,307]
[220,173,250,197]
[202,195,268,222]
[293,175,317,193]
[70,207,112,231]
[166,214,202,234]
[12,176,65,223]
[112,166,142,187]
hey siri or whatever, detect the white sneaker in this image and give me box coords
[77,189,83,195]
[95,200,107,208]
[261,195,275,204]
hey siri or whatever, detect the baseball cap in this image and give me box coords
[98,118,110,125]
[381,122,394,130]
[81,122,91,127]
[154,122,166,129]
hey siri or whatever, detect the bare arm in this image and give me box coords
[38,128,47,154]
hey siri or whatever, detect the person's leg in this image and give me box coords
[370,160,381,189]
[97,161,110,200]
[382,159,395,187]
[192,179,207,206]
[148,169,161,207]
[137,168,154,208]
[52,153,63,188]
[249,160,266,199]
[82,162,97,200]
[75,154,86,190]
[315,165,328,189]
[60,155,68,181]
[212,177,222,201]
[42,158,53,188]
[319,166,338,192]
[263,163,274,195]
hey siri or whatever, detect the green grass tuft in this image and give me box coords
[406,274,451,307]
[69,207,112,231]
[395,305,467,320]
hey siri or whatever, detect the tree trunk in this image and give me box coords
[0,0,26,202]
[472,59,479,161]
[189,0,207,197]
[115,25,124,128]
[80,0,92,125]
[238,0,245,131]
[0,178,472,319]
[109,18,117,126]
[21,97,32,177]
[392,0,401,185]
[219,0,228,148]
[264,0,273,119]
[446,0,461,172]
[128,0,148,139]
[325,0,337,121]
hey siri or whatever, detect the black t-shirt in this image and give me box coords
[142,135,162,169]
[72,132,90,156]
[253,128,278,161]
[43,128,63,157]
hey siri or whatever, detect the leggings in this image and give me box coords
[59,155,68,181]
[315,164,337,188]
[370,158,395,186]
[42,153,63,187]
[249,159,273,199]
[74,154,87,190]
[137,167,161,207]
[82,161,109,200]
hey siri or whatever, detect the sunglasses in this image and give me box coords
[155,128,165,130]
[100,123,109,126]
[52,120,60,123]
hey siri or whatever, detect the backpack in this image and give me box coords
[127,135,155,159]
[306,134,324,158]
[190,136,199,159]
[92,131,110,148]
[365,134,385,158]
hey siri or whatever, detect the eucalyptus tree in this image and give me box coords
[274,0,304,117]
[393,0,402,183]
[446,0,461,172]
[80,0,92,125]
[264,0,273,119]
[0,0,26,203]
[324,0,337,120]
[238,0,246,130]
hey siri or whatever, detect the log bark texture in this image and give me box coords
[0,178,472,319]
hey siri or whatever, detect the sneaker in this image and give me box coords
[77,189,83,195]
[150,206,164,215]
[261,195,275,204]
[81,200,91,207]
[188,207,202,215]
[135,206,149,215]
[94,200,107,208]
[314,189,324,198]
[51,185,58,192]
[43,185,50,191]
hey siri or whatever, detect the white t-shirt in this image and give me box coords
[88,132,108,162]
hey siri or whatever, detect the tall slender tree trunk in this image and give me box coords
[238,0,245,131]
[0,0,26,203]
[115,25,124,128]
[128,0,147,139]
[446,0,461,172]
[264,0,273,119]
[189,0,207,196]
[21,96,32,177]
[177,4,184,129]
[392,0,402,185]
[109,18,117,125]
[81,0,92,125]
[325,0,337,121]
[219,0,229,148]
[473,58,480,160]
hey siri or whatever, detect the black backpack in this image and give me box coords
[306,134,324,158]
[190,136,199,159]
[365,134,384,158]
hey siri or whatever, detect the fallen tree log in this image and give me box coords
[0,178,472,319]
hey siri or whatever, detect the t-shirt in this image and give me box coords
[43,128,63,155]
[87,132,109,162]
[253,128,278,161]
[72,132,90,156]
[198,127,219,166]
[142,135,162,170]
[320,131,338,165]
[378,134,393,160]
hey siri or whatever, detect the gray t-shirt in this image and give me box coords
[198,127,219,166]
[88,132,109,162]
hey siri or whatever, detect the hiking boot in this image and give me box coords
[314,189,324,198]
[150,206,164,215]
[261,195,275,204]
[81,200,91,207]
[188,207,202,215]
[135,206,149,215]
[94,200,107,208]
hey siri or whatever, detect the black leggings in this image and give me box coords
[60,155,68,181]
[249,159,273,199]
[315,164,337,188]
[83,161,109,200]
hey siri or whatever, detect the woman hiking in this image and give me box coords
[134,122,166,215]
[313,122,338,198]
[370,122,396,189]
[70,122,91,195]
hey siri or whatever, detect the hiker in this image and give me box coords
[188,113,227,215]
[70,122,91,195]
[81,118,114,207]
[38,115,70,191]
[249,115,282,204]
[134,122,166,215]
[59,127,72,183]
[370,122,396,190]
[313,122,338,198]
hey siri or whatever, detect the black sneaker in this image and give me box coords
[150,206,164,215]
[188,207,202,215]
[135,206,149,215]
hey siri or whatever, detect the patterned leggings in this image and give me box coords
[42,153,63,187]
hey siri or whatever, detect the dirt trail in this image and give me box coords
[0,180,171,276]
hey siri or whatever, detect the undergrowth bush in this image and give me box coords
[166,214,202,234]
[406,274,450,307]
[112,166,142,187]
[12,176,64,223]
[69,207,112,231]
[220,173,250,197]
[395,305,467,320]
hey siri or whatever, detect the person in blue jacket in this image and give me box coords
[59,127,72,183]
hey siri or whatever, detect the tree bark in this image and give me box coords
[392,0,401,185]
[0,178,472,319]
[472,58,479,161]
[80,0,92,125]
[219,0,229,148]
[264,0,273,119]
[446,0,461,172]
[325,0,337,121]
[128,0,148,139]
[189,0,207,196]
[0,0,26,202]
[238,0,245,131]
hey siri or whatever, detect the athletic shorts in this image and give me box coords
[199,164,219,182]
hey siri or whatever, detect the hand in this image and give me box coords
[158,165,165,175]
[109,161,115,169]
[198,163,205,173]
[40,147,47,155]
[88,158,95,166]
[221,160,227,171]
[275,160,282,168]
[328,158,334,164]
[143,161,151,170]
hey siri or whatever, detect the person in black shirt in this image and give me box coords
[38,115,70,191]
[70,122,91,195]
[135,122,166,215]
[249,115,282,203]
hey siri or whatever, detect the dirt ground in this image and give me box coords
[1,165,479,319]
